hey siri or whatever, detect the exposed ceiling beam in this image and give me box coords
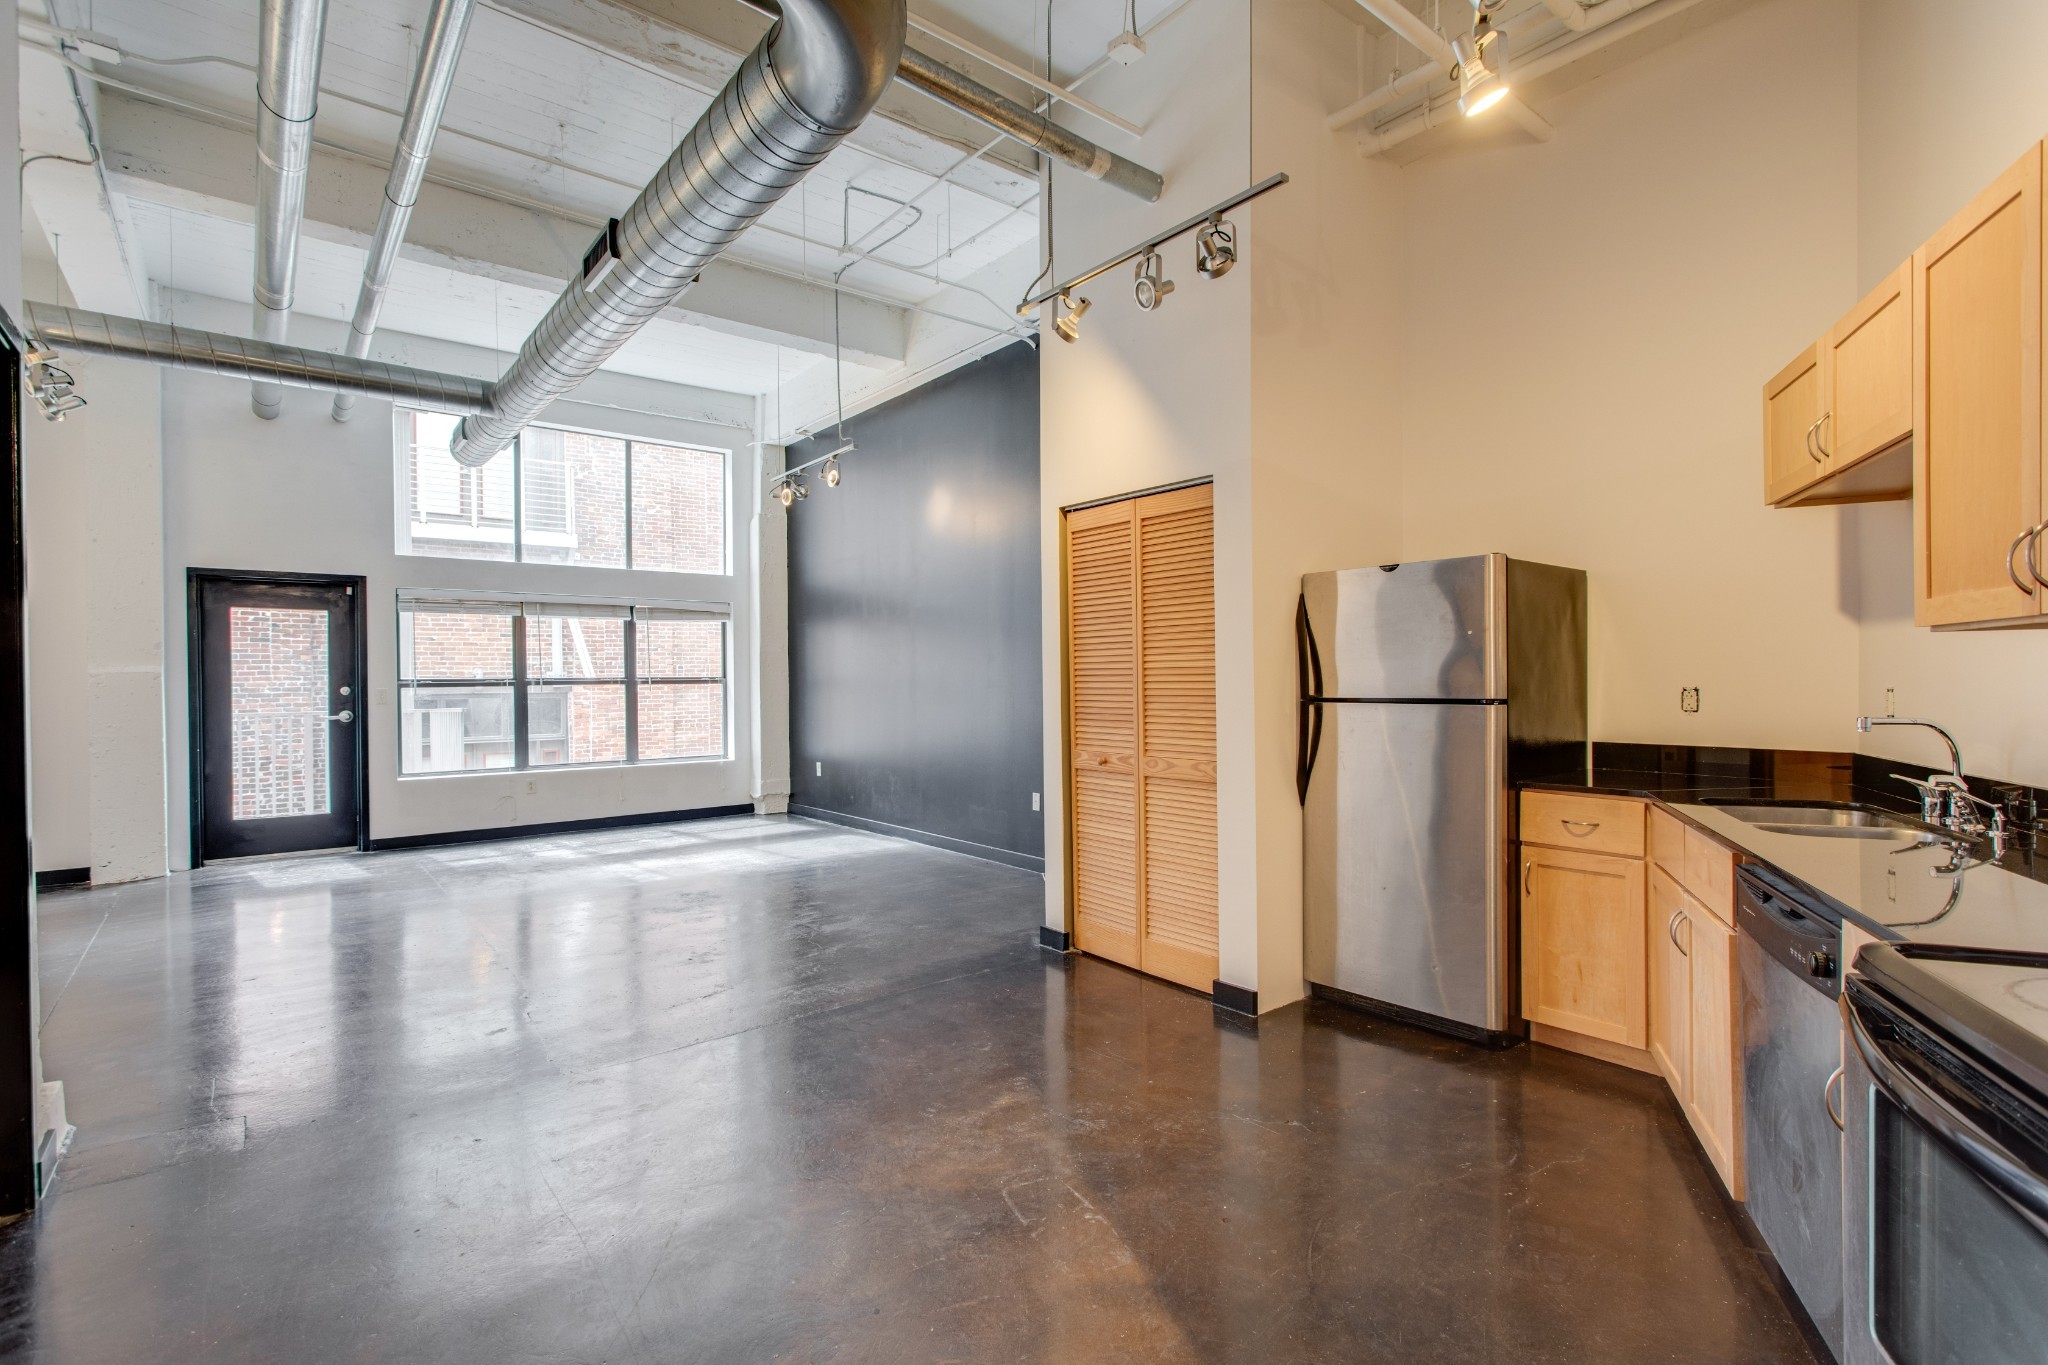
[18,41,150,317]
[96,90,912,367]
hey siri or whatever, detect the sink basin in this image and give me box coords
[1708,804,1932,841]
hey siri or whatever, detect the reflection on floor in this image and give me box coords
[0,816,1817,1362]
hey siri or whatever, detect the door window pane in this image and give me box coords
[402,411,514,561]
[637,682,724,760]
[521,428,626,567]
[631,441,725,573]
[528,683,627,766]
[229,606,331,819]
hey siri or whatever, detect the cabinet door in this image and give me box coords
[1521,845,1646,1048]
[1684,905,1743,1198]
[1826,260,1914,474]
[1914,142,2043,627]
[1763,342,1826,505]
[1647,867,1690,1094]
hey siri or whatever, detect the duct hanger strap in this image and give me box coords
[1019,172,1288,313]
[25,303,497,415]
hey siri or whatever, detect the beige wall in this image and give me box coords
[1398,0,1863,753]
[1848,0,2048,788]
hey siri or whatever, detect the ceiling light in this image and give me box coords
[1053,291,1090,343]
[773,478,796,508]
[1194,216,1237,279]
[1133,248,1174,311]
[1451,18,1510,118]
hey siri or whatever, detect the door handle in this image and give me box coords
[1804,416,1823,465]
[1522,862,1533,897]
[1824,1064,1845,1131]
[1561,819,1600,835]
[2024,519,2048,591]
[1668,908,1689,957]
[329,710,354,724]
[2009,525,2040,595]
[1815,410,1832,460]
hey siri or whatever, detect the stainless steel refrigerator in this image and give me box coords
[1299,555,1586,1043]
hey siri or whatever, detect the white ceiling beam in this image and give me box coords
[95,90,911,367]
[18,43,150,318]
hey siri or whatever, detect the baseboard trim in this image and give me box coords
[1211,979,1258,1016]
[366,804,753,853]
[34,868,89,892]
[787,805,1045,873]
[1529,1022,1662,1075]
[1038,926,1072,952]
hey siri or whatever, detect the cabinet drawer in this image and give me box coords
[1684,826,1735,926]
[1522,792,1645,858]
[1649,805,1688,876]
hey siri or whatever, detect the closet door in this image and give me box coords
[1065,499,1142,969]
[1134,486,1217,991]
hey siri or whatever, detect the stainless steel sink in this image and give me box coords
[1709,804,1929,841]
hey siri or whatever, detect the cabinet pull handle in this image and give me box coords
[2009,525,2040,595]
[1668,908,1689,957]
[1561,819,1600,834]
[1523,862,1533,897]
[2025,519,2048,591]
[1824,1065,1846,1132]
[1815,410,1833,460]
[1804,416,1824,465]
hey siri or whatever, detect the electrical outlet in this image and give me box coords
[1885,687,1896,717]
[1680,687,1700,714]
[1031,792,1041,812]
[526,779,537,796]
[815,761,823,777]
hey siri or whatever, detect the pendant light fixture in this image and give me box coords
[1451,10,1511,118]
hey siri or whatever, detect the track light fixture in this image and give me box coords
[1451,13,1511,118]
[822,441,852,487]
[24,348,85,421]
[1053,291,1090,343]
[773,474,809,508]
[1133,248,1174,311]
[1194,216,1237,280]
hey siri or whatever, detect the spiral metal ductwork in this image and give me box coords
[250,0,330,419]
[26,303,496,415]
[333,0,477,423]
[446,0,906,466]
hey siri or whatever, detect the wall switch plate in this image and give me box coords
[1680,687,1700,714]
[815,761,822,777]
[1031,792,1041,811]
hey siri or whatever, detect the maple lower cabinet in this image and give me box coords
[1684,907,1741,1196]
[1649,823,1745,1198]
[1520,840,1647,1049]
[1914,142,2044,627]
[1062,484,1218,993]
[1647,866,1690,1087]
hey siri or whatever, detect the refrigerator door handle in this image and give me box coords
[1296,595,1325,804]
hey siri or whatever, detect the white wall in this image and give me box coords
[1846,0,2048,788]
[1397,0,1863,754]
[1038,0,1259,989]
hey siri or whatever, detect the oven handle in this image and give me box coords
[1847,994,2048,1241]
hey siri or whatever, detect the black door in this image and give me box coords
[193,574,365,862]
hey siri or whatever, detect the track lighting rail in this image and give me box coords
[1017,172,1290,314]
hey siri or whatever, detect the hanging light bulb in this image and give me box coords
[1451,16,1511,118]
[1053,291,1090,343]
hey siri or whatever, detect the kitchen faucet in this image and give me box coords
[1855,715,2006,848]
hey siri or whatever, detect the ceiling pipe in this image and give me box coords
[903,14,1140,138]
[733,0,1161,201]
[26,302,496,414]
[1355,0,1706,154]
[332,0,476,422]
[446,0,906,466]
[249,0,330,419]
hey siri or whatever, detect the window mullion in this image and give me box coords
[623,614,639,762]
[512,612,529,770]
[512,435,524,563]
[624,440,635,570]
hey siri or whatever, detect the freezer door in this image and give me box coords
[1301,556,1503,701]
[1303,700,1508,1032]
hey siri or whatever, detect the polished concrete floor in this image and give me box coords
[0,816,1818,1363]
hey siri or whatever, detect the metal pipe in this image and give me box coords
[895,46,1161,203]
[333,0,476,422]
[250,0,330,418]
[447,0,906,466]
[26,302,495,414]
[904,14,1139,137]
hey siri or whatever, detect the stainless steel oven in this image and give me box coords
[1841,943,2048,1365]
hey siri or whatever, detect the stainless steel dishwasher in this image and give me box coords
[1737,863,1846,1360]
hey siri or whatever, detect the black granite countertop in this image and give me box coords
[1522,744,2048,953]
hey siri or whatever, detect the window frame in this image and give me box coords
[396,596,730,778]
[396,410,730,575]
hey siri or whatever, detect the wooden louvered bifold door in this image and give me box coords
[1063,485,1217,993]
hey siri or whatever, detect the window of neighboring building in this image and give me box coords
[396,411,727,573]
[397,595,727,776]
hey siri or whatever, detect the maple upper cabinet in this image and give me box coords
[1914,142,2044,627]
[1765,265,1915,508]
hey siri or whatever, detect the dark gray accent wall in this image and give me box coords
[786,340,1043,868]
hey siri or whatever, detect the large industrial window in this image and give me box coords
[398,595,728,775]
[397,411,727,572]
